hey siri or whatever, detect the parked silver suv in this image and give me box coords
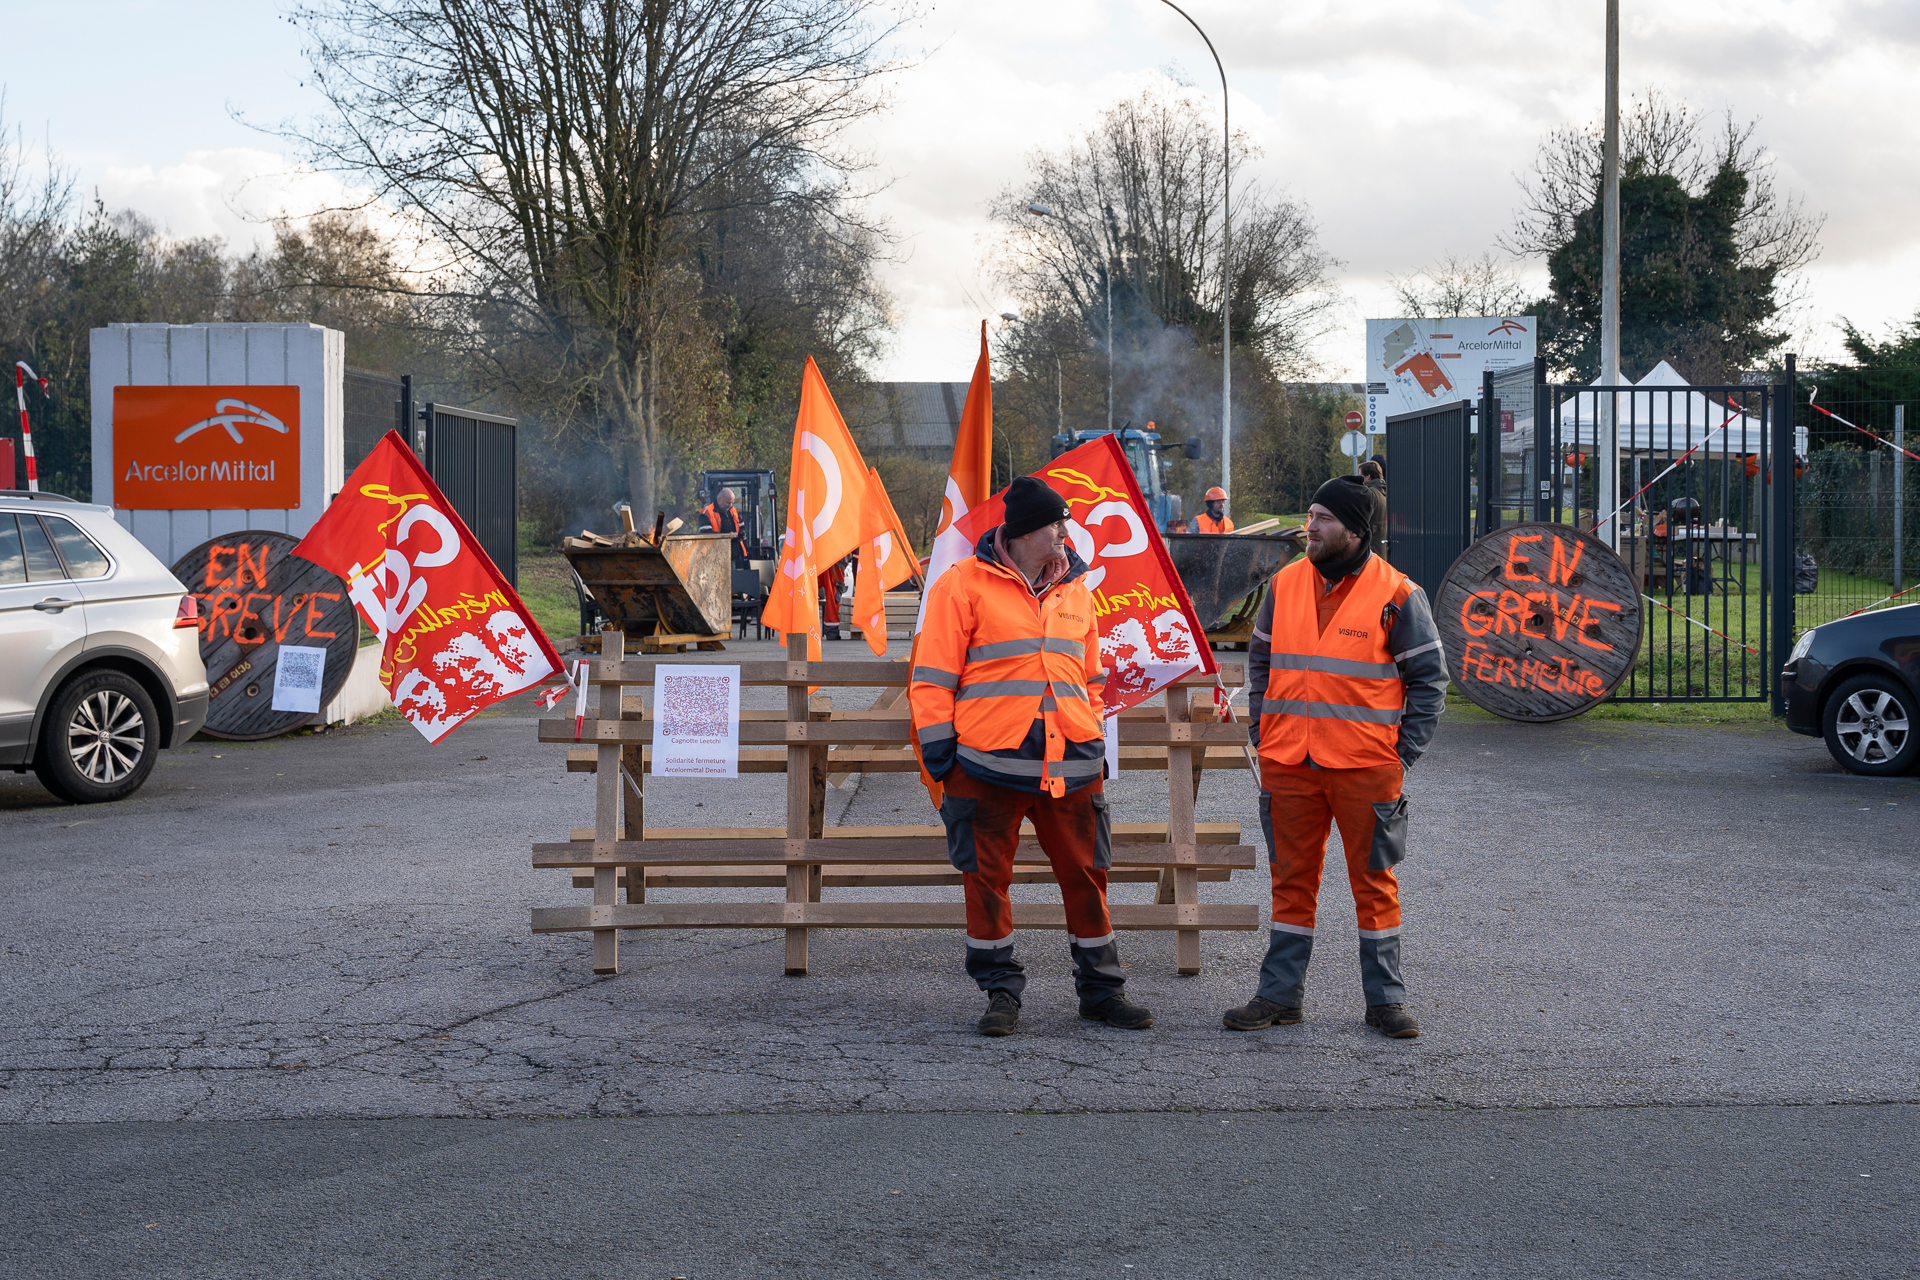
[1,492,209,803]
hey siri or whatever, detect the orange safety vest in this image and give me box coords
[1258,555,1409,769]
[1194,513,1235,534]
[702,503,745,551]
[910,545,1105,797]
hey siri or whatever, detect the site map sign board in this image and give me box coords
[1364,317,1535,435]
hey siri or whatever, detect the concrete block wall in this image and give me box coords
[90,322,346,569]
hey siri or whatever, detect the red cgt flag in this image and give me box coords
[293,430,565,743]
[952,433,1216,716]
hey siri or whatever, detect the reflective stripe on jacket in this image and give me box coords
[1258,554,1411,769]
[1194,513,1234,534]
[909,527,1106,797]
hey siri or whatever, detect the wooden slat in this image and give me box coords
[591,631,624,974]
[565,745,1254,774]
[536,838,1255,869]
[570,866,1233,888]
[565,822,1243,844]
[590,659,1244,689]
[532,901,1262,933]
[540,719,1249,747]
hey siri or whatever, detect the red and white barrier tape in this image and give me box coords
[1596,400,1748,530]
[1642,593,1759,656]
[14,362,49,492]
[1841,583,1919,620]
[1806,385,1920,464]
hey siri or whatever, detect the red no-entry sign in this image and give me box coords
[1344,410,1363,432]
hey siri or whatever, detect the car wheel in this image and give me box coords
[33,671,161,804]
[1821,674,1919,777]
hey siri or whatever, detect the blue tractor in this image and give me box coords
[1048,421,1203,530]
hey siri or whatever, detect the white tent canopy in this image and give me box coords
[1555,361,1807,456]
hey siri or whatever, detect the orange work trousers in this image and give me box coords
[1260,758,1403,935]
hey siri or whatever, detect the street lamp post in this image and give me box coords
[1154,0,1232,509]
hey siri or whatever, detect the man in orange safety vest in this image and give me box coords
[1224,475,1448,1040]
[1194,486,1234,533]
[910,476,1152,1038]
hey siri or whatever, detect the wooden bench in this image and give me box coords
[532,629,1262,976]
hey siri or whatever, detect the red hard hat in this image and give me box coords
[1204,486,1226,501]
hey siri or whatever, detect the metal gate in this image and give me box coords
[423,402,520,587]
[1496,373,1792,705]
[1384,399,1472,598]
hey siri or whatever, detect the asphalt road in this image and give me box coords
[4,635,1917,1275]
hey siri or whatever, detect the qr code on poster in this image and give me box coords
[278,648,323,690]
[660,674,731,737]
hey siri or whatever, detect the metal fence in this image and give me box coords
[1474,369,1790,704]
[343,369,412,477]
[424,401,520,587]
[1790,361,1919,628]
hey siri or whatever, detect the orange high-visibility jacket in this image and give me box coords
[1194,513,1235,534]
[1258,554,1411,769]
[700,503,746,556]
[910,529,1106,797]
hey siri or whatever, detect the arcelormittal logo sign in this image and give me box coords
[113,386,301,509]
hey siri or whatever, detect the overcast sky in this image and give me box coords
[5,0,1915,382]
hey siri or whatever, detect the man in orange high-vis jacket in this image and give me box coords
[1224,475,1448,1040]
[699,488,749,566]
[1194,486,1234,534]
[910,475,1152,1038]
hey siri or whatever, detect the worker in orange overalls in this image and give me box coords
[818,555,848,641]
[699,487,749,566]
[910,476,1151,1038]
[1225,475,1449,1040]
[1194,486,1234,534]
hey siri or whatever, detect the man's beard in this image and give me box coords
[1306,531,1358,565]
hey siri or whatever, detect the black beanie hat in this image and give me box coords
[1001,475,1073,541]
[1311,474,1374,545]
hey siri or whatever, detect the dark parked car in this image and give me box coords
[1783,603,1920,776]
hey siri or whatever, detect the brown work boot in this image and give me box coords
[1222,995,1302,1030]
[1365,1003,1420,1039]
[977,990,1020,1037]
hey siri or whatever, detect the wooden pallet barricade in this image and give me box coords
[532,630,1262,976]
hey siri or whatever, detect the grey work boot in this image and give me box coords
[1080,992,1153,1030]
[1365,1003,1420,1039]
[1222,995,1302,1031]
[978,990,1020,1037]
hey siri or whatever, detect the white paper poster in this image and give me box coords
[653,664,741,778]
[270,645,327,714]
[1104,714,1120,784]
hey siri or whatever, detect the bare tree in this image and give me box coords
[287,0,901,514]
[1505,89,1821,303]
[989,86,1337,373]
[0,100,74,356]
[1389,252,1532,320]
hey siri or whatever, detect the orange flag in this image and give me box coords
[852,466,919,656]
[912,320,994,633]
[908,321,994,805]
[761,357,874,660]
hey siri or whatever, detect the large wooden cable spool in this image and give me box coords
[171,531,362,740]
[1431,523,1642,722]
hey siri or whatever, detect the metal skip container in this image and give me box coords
[562,531,734,638]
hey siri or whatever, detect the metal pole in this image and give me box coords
[1896,404,1906,592]
[1598,0,1621,547]
[1773,357,1796,714]
[1533,355,1551,522]
[1151,0,1231,508]
[1106,267,1113,435]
